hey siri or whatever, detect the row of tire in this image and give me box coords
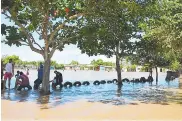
[63,79,115,87]
[62,76,154,88]
[122,76,154,83]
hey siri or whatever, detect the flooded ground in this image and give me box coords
[2,71,182,120]
[1,71,182,107]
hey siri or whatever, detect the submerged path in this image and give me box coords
[2,92,182,120]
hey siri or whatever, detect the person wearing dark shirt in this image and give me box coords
[52,70,63,88]
[17,72,32,91]
[34,63,43,90]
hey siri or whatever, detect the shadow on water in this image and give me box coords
[1,78,182,108]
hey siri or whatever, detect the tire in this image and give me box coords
[140,77,146,82]
[82,81,90,86]
[112,79,118,83]
[52,83,63,89]
[27,85,32,90]
[73,81,81,87]
[107,80,112,84]
[93,80,100,85]
[135,79,140,83]
[122,78,129,82]
[100,80,106,84]
[63,82,73,88]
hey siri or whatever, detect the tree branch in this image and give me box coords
[3,12,44,55]
[49,38,67,58]
[21,43,29,46]
[49,13,85,45]
[49,34,80,58]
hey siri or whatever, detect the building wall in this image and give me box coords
[99,66,105,71]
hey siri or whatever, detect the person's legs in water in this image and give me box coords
[8,74,12,89]
[3,72,10,90]
[14,78,19,89]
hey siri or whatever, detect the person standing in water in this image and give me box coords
[4,59,14,90]
[34,63,44,89]
[52,70,63,88]
[14,71,20,89]
[1,60,5,90]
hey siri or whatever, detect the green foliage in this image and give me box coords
[2,55,21,65]
[77,1,144,58]
[90,59,114,68]
[143,0,182,55]
[1,0,85,57]
[169,60,181,71]
[55,64,64,69]
[70,60,79,65]
[131,36,170,69]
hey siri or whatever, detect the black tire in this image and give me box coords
[112,79,118,83]
[52,83,63,89]
[27,85,32,90]
[122,78,129,82]
[63,82,73,88]
[93,80,100,85]
[107,80,112,84]
[73,81,81,87]
[140,77,146,82]
[135,79,140,83]
[82,81,90,86]
[100,80,106,84]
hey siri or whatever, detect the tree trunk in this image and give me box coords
[42,55,51,95]
[155,66,158,84]
[149,67,153,77]
[116,46,122,90]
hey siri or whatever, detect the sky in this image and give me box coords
[1,14,116,64]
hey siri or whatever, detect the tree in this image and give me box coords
[1,0,85,94]
[141,0,182,72]
[170,60,181,71]
[55,64,64,70]
[70,60,79,65]
[131,37,170,83]
[77,1,152,89]
[2,55,21,65]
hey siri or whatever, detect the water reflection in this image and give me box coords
[37,95,51,109]
[179,82,182,89]
[116,88,122,97]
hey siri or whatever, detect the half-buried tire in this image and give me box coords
[73,81,81,87]
[135,79,140,83]
[100,80,106,84]
[64,82,73,88]
[93,80,100,85]
[122,78,129,82]
[82,81,90,86]
[140,77,146,83]
[112,79,118,83]
[107,80,112,84]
